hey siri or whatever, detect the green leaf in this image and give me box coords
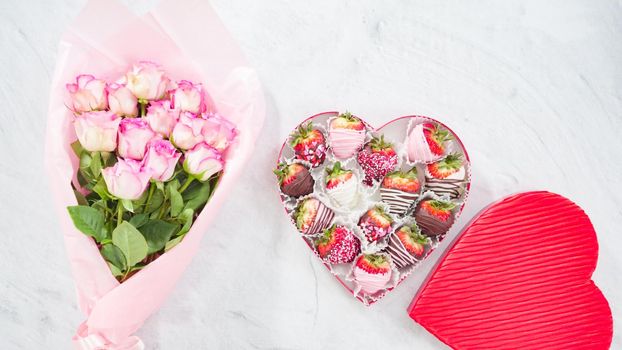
[90,151,102,178]
[164,236,183,252]
[168,185,183,217]
[112,221,148,268]
[129,213,149,228]
[121,199,134,213]
[182,181,211,212]
[177,208,194,236]
[101,243,127,271]
[107,262,123,277]
[92,177,111,200]
[139,220,179,254]
[71,140,84,157]
[67,206,106,242]
[144,189,164,214]
[73,189,88,206]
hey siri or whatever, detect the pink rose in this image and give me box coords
[201,113,238,151]
[171,112,206,150]
[125,61,170,100]
[102,158,151,200]
[143,140,182,182]
[66,75,108,112]
[117,118,158,160]
[183,142,223,181]
[107,83,138,117]
[73,111,121,152]
[144,100,178,137]
[170,80,205,114]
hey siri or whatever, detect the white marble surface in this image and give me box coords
[1,0,621,348]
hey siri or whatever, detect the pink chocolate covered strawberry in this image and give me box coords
[407,122,451,163]
[358,206,393,243]
[315,225,361,264]
[290,122,326,167]
[357,135,398,186]
[325,162,358,207]
[328,112,367,159]
[353,253,392,295]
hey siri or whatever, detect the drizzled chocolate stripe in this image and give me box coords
[415,210,454,236]
[386,234,417,269]
[380,187,419,216]
[306,203,334,234]
[424,177,465,200]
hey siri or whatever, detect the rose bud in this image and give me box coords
[107,83,138,117]
[73,111,121,152]
[117,118,159,160]
[170,112,206,150]
[183,142,223,181]
[102,158,151,200]
[144,100,178,137]
[125,61,170,100]
[201,113,238,151]
[66,75,108,113]
[143,139,182,182]
[170,80,205,114]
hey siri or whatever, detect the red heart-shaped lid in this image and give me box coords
[409,191,612,349]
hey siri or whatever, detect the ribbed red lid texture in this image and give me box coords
[408,191,612,349]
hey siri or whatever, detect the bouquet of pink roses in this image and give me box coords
[45,0,264,348]
[66,62,236,282]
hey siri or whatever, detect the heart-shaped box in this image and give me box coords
[275,111,471,305]
[409,191,613,349]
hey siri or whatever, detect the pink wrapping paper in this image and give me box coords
[44,0,265,348]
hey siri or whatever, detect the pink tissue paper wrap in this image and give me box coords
[43,0,265,348]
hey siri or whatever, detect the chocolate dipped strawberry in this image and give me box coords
[425,153,467,200]
[357,135,398,186]
[353,253,392,295]
[328,112,367,159]
[293,197,334,235]
[358,206,393,243]
[386,224,429,269]
[315,225,360,264]
[274,162,314,198]
[325,162,358,207]
[290,122,326,167]
[414,199,456,236]
[407,122,451,163]
[380,167,421,216]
